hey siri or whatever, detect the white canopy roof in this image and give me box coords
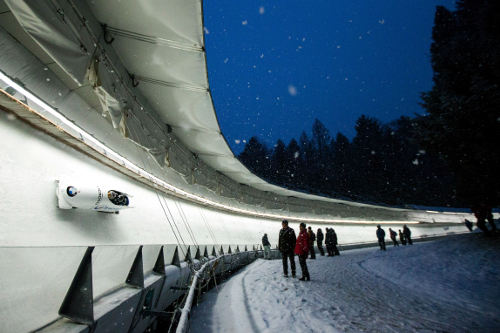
[0,0,413,210]
[84,0,379,206]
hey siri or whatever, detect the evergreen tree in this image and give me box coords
[286,138,301,186]
[311,119,333,193]
[332,132,351,195]
[270,139,287,184]
[238,136,270,178]
[311,118,331,164]
[417,0,500,206]
[299,131,314,190]
[351,115,384,200]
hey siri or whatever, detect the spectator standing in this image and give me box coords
[398,229,407,245]
[331,229,340,255]
[262,233,271,259]
[278,220,296,277]
[389,228,399,246]
[376,225,386,251]
[471,205,490,235]
[316,228,325,256]
[295,223,311,281]
[403,225,412,244]
[484,205,498,232]
[307,226,316,259]
[464,219,473,232]
[325,228,334,256]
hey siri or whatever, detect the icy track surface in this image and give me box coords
[190,233,500,332]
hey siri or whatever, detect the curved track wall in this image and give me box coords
[0,107,471,332]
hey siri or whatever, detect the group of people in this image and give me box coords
[261,220,343,281]
[470,204,497,236]
[260,209,498,282]
[376,224,412,250]
[316,227,340,257]
[277,220,310,281]
[263,222,414,280]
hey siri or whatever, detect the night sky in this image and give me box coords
[203,1,456,154]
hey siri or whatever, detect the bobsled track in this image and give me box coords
[0,1,491,332]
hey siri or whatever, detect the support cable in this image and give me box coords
[197,208,220,251]
[215,213,235,245]
[173,199,199,248]
[126,117,190,262]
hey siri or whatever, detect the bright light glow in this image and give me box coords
[0,71,420,225]
[426,211,440,214]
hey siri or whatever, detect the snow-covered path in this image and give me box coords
[190,233,500,332]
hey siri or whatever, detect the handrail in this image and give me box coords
[176,250,276,333]
[176,259,213,333]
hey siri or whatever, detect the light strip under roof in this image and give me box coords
[0,70,420,224]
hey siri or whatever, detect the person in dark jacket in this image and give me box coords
[484,206,497,231]
[389,228,399,246]
[325,228,334,256]
[464,219,473,232]
[307,226,316,259]
[262,233,271,259]
[316,228,325,256]
[278,220,296,277]
[398,229,406,245]
[472,205,492,235]
[376,225,386,251]
[331,229,340,255]
[403,225,412,244]
[295,223,311,281]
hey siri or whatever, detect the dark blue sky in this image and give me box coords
[203,1,456,154]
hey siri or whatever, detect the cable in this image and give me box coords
[173,199,199,248]
[215,212,234,245]
[125,112,189,258]
[198,207,220,252]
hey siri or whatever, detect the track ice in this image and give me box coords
[190,233,500,332]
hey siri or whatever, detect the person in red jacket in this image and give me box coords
[295,223,311,281]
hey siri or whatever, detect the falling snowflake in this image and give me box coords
[379,19,385,24]
[242,21,248,25]
[288,85,297,96]
[204,27,210,34]
[235,140,241,144]
[259,7,265,14]
[412,159,419,165]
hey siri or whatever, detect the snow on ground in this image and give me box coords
[190,233,500,332]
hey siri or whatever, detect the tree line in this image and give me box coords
[238,116,459,207]
[238,0,500,208]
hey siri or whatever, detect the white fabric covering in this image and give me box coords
[4,0,94,84]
